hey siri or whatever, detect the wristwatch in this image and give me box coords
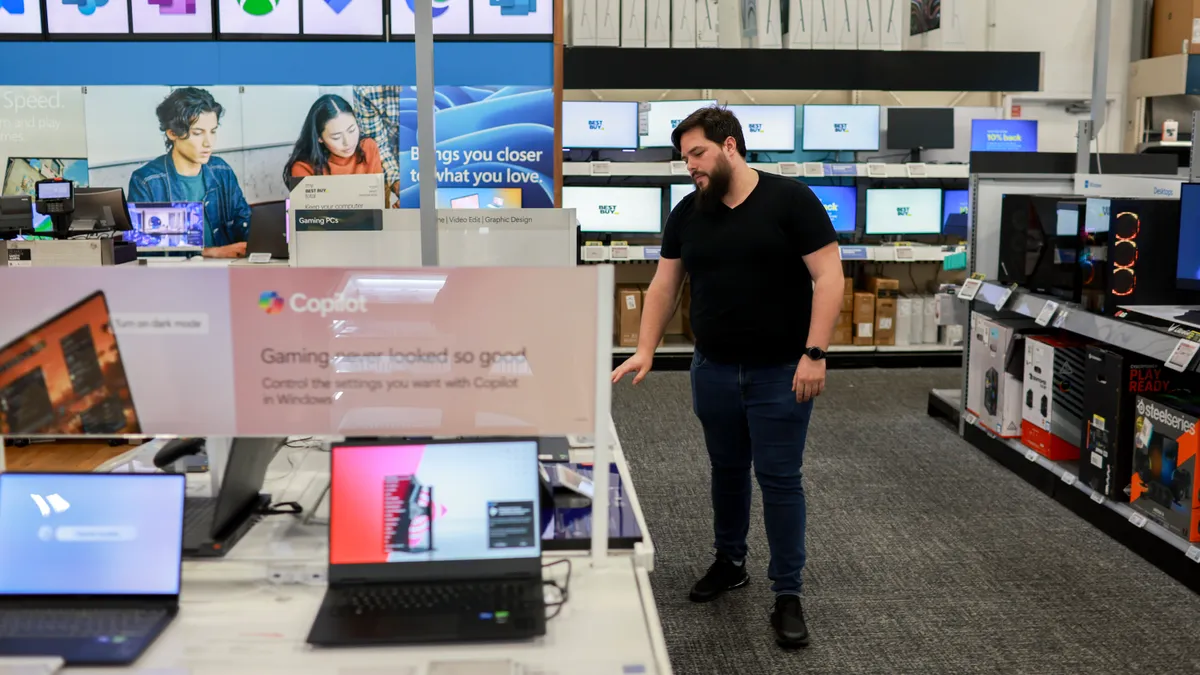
[804,346,827,361]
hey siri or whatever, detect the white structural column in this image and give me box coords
[1077,0,1111,174]
[414,0,439,265]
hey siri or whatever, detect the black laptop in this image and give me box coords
[246,200,289,260]
[183,437,283,557]
[0,472,184,665]
[306,438,546,647]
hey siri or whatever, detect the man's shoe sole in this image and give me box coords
[775,634,810,649]
[687,575,749,603]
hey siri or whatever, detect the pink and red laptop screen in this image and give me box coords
[330,441,540,566]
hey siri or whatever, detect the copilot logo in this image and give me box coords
[259,291,285,315]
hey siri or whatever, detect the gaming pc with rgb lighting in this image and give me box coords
[1104,198,1181,313]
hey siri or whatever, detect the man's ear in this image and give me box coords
[724,136,738,156]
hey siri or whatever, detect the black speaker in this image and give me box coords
[1105,199,1181,312]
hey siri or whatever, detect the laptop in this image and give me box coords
[307,438,546,647]
[183,437,283,557]
[245,200,289,260]
[124,202,204,249]
[0,472,184,665]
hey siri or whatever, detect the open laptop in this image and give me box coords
[183,437,284,557]
[124,202,203,249]
[245,200,289,260]
[307,438,546,647]
[0,472,184,665]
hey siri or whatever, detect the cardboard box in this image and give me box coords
[615,286,642,347]
[1131,394,1200,541]
[1080,347,1181,501]
[1021,335,1089,461]
[832,312,853,345]
[873,297,896,346]
[843,277,854,295]
[852,292,875,346]
[865,276,900,298]
[841,294,854,313]
[1151,0,1200,57]
[967,315,1036,438]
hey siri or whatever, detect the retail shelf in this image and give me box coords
[563,162,970,180]
[876,344,962,353]
[613,341,959,357]
[927,388,962,425]
[581,245,964,264]
[972,282,1189,367]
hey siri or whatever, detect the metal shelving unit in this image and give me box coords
[582,245,966,264]
[564,162,971,179]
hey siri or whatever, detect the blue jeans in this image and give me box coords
[690,350,813,596]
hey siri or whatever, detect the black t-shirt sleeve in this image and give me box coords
[787,182,839,256]
[660,195,689,259]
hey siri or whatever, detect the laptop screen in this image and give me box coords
[329,440,540,566]
[0,473,185,595]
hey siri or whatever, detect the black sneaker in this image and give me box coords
[771,595,810,648]
[688,554,749,603]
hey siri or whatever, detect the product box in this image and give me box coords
[615,286,642,347]
[1131,394,1200,541]
[1151,0,1200,57]
[894,297,913,346]
[645,0,670,46]
[785,0,813,49]
[967,315,1035,438]
[910,296,926,344]
[1021,335,1088,461]
[922,296,938,344]
[596,0,621,45]
[852,291,875,346]
[696,0,720,47]
[671,0,697,47]
[874,297,896,345]
[570,0,598,44]
[832,311,853,345]
[1080,346,1180,501]
[620,0,646,47]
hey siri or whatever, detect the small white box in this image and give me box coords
[672,0,697,46]
[879,0,901,50]
[786,0,813,48]
[967,314,1025,438]
[621,0,646,47]
[646,0,670,46]
[922,295,938,344]
[696,0,719,46]
[811,0,835,47]
[910,296,926,344]
[833,0,857,49]
[596,0,621,45]
[570,0,598,45]
[856,0,881,49]
[895,296,913,346]
[942,324,964,347]
[756,0,784,47]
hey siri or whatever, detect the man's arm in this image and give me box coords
[803,242,844,351]
[637,257,687,357]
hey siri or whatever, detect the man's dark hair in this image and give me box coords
[156,87,224,152]
[670,105,746,157]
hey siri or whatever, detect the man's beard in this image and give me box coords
[694,155,732,213]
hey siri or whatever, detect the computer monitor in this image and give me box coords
[640,99,717,149]
[2,158,90,235]
[562,101,639,150]
[1177,184,1200,291]
[864,188,943,236]
[0,473,185,596]
[887,108,955,152]
[124,202,204,248]
[0,195,33,239]
[1085,197,1111,234]
[809,185,857,233]
[328,440,541,565]
[71,187,133,233]
[669,184,694,211]
[725,104,797,152]
[562,186,663,234]
[801,105,881,152]
[435,187,522,209]
[970,119,1038,152]
[1056,203,1082,237]
[942,189,969,237]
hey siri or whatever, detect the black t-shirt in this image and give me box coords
[661,170,837,366]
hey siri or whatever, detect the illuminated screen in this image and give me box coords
[563,186,663,233]
[802,105,880,151]
[942,189,968,233]
[303,0,383,35]
[218,0,299,34]
[809,185,857,233]
[0,292,140,436]
[0,473,184,595]
[125,202,204,248]
[46,0,130,34]
[1056,206,1080,236]
[1085,198,1111,234]
[725,104,797,152]
[131,0,213,35]
[970,119,1038,152]
[669,184,694,211]
[865,188,942,235]
[471,0,552,35]
[1178,184,1200,291]
[562,101,639,150]
[435,187,522,209]
[641,100,717,148]
[391,0,468,34]
[1,0,44,34]
[36,182,71,200]
[2,158,90,235]
[329,441,540,565]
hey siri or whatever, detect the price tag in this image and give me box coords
[1034,301,1059,327]
[247,252,272,264]
[1024,449,1039,462]
[1061,472,1077,487]
[1090,491,1106,505]
[1129,512,1148,529]
[1052,309,1069,329]
[993,285,1015,311]
[957,278,984,301]
[1187,546,1200,563]
[669,161,688,176]
[963,412,978,427]
[895,247,915,261]
[1164,339,1200,373]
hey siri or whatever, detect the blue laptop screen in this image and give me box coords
[0,473,185,595]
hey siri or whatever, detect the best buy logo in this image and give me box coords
[897,207,911,216]
[599,205,619,215]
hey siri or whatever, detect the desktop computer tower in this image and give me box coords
[1104,198,1181,313]
[997,194,1086,303]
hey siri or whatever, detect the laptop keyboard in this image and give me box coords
[0,608,165,639]
[335,583,535,616]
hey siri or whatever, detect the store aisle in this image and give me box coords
[613,367,1200,675]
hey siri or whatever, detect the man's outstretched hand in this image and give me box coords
[202,242,247,259]
[612,352,652,385]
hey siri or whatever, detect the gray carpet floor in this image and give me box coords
[613,367,1200,675]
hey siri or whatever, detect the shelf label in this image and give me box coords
[609,245,630,260]
[895,247,915,261]
[839,246,869,261]
[1129,512,1148,529]
[247,252,272,264]
[669,161,688,176]
[1061,472,1077,487]
[1187,546,1200,563]
[643,246,661,260]
[963,412,978,427]
[993,285,1015,311]
[1034,301,1060,327]
[957,278,983,301]
[1090,491,1106,505]
[828,164,858,176]
[1024,449,1039,462]
[1052,309,1069,329]
[1164,339,1200,373]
